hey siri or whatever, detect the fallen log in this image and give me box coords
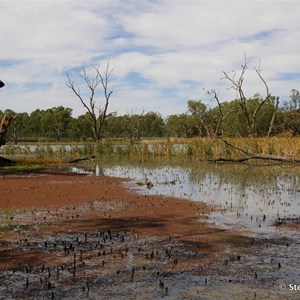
[68,155,96,163]
[211,139,300,163]
[211,155,300,163]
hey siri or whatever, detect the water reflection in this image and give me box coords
[75,161,300,233]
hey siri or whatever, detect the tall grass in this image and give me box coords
[94,137,300,160]
[2,137,300,161]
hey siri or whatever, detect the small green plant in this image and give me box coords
[0,223,30,233]
[1,165,45,171]
[187,145,193,156]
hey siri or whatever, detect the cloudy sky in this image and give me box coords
[0,0,299,117]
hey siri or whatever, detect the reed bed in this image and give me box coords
[1,137,300,161]
[138,137,300,160]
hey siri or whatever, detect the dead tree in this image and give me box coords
[267,96,279,136]
[206,89,232,137]
[66,61,114,142]
[222,57,272,137]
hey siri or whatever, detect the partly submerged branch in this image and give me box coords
[221,139,250,155]
[211,139,300,163]
[68,155,96,163]
[211,155,300,163]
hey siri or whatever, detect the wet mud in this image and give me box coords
[0,173,298,299]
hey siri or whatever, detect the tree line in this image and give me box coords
[1,59,300,144]
[1,88,300,144]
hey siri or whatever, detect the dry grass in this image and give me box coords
[139,137,300,159]
[2,137,300,161]
[16,157,64,164]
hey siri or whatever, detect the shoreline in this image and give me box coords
[0,173,292,299]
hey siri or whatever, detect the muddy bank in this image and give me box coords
[0,173,297,299]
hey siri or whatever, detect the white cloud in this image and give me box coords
[0,0,299,116]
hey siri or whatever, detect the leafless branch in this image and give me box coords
[221,56,273,137]
[66,60,114,141]
[211,139,300,163]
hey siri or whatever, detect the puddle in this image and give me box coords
[71,163,300,236]
[70,167,94,175]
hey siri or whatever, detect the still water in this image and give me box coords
[75,161,300,234]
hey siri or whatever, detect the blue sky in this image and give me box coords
[0,0,299,117]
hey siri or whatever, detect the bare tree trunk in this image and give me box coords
[207,89,232,137]
[267,96,279,137]
[66,61,114,142]
[223,59,253,136]
[250,65,272,135]
[96,61,113,140]
[222,56,272,137]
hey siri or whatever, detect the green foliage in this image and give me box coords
[165,113,197,138]
[1,165,44,171]
[3,89,300,141]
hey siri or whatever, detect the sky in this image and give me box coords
[0,0,300,117]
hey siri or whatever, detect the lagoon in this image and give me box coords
[75,160,300,235]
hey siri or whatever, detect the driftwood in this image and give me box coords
[211,139,300,163]
[68,155,96,163]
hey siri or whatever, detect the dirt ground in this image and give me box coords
[0,172,297,299]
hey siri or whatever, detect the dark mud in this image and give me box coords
[0,173,299,299]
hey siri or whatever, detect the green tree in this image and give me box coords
[9,112,29,144]
[68,113,91,141]
[187,100,208,136]
[27,109,44,138]
[39,106,72,140]
[103,115,125,138]
[141,112,165,137]
[221,100,248,137]
[165,114,195,138]
[281,89,300,135]
[121,114,139,141]
[52,106,72,140]
[40,109,53,138]
[287,89,300,111]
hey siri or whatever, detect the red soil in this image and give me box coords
[0,173,255,299]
